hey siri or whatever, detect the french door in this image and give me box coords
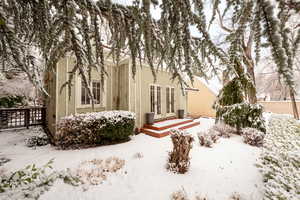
[150,85,162,118]
[166,87,175,116]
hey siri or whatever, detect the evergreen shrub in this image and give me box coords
[56,111,135,149]
[0,95,25,108]
[214,77,266,133]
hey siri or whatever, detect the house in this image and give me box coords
[44,54,190,136]
[187,76,221,118]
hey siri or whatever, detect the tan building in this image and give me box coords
[187,77,220,118]
[45,55,188,136]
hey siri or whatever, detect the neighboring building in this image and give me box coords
[187,77,221,118]
[44,55,188,136]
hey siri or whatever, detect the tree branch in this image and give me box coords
[216,8,233,33]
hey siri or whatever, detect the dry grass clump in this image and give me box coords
[197,131,219,148]
[228,192,245,200]
[171,190,245,200]
[170,189,189,200]
[242,128,264,147]
[133,152,143,159]
[212,123,237,137]
[167,129,194,174]
[75,157,125,185]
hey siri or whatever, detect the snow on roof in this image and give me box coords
[194,76,222,95]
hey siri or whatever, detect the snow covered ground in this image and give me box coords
[0,118,263,200]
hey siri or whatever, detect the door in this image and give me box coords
[166,86,175,116]
[150,85,162,118]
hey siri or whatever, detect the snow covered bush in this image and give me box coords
[0,95,26,108]
[167,129,194,174]
[257,115,300,199]
[0,157,10,166]
[241,128,264,147]
[25,135,49,148]
[214,77,265,133]
[0,159,81,199]
[170,188,189,200]
[56,111,135,149]
[211,123,236,137]
[216,103,266,133]
[74,157,125,185]
[197,131,219,148]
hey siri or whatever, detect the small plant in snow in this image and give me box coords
[170,188,189,200]
[257,115,300,200]
[228,192,245,200]
[74,157,125,185]
[211,123,236,137]
[167,129,194,174]
[25,134,49,148]
[197,131,219,148]
[0,157,10,166]
[133,152,144,159]
[0,159,81,200]
[241,128,264,147]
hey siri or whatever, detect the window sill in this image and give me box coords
[76,104,103,109]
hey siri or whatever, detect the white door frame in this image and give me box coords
[149,84,162,119]
[166,86,176,117]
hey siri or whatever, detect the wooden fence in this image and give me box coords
[0,107,46,130]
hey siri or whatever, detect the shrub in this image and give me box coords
[216,103,266,133]
[170,188,189,200]
[242,128,264,147]
[257,115,300,199]
[0,157,10,167]
[213,77,266,133]
[74,157,125,185]
[211,123,236,137]
[0,160,81,199]
[56,111,135,149]
[25,135,49,147]
[197,131,219,148]
[167,129,194,174]
[0,95,25,108]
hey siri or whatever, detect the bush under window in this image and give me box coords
[56,111,135,149]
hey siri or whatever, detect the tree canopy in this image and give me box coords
[0,0,299,99]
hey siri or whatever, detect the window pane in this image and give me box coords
[166,87,170,113]
[81,85,86,104]
[150,85,155,112]
[157,86,161,115]
[171,88,175,113]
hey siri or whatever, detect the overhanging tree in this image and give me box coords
[0,0,299,111]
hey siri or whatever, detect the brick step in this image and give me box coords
[143,118,194,131]
[141,121,200,138]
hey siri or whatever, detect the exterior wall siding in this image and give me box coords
[187,79,217,118]
[46,56,188,135]
[258,101,300,116]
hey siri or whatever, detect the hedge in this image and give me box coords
[56,110,135,149]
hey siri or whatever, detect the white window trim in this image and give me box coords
[149,84,162,119]
[166,85,176,117]
[77,78,105,109]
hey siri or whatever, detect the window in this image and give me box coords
[157,86,161,115]
[171,88,175,113]
[92,81,101,104]
[166,87,175,113]
[166,87,170,113]
[81,80,101,105]
[150,85,155,113]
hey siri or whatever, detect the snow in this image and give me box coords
[0,118,263,200]
[151,118,192,128]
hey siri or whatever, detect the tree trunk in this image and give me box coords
[246,64,258,104]
[289,87,299,120]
